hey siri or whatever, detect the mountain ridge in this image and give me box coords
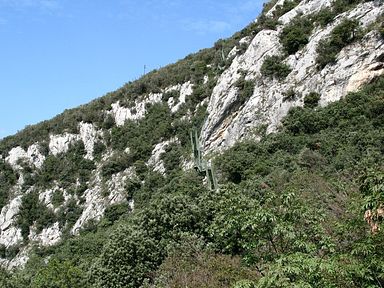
[0,0,384,286]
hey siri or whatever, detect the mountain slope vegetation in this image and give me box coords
[0,0,383,287]
[2,70,384,288]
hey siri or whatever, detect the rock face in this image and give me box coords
[29,222,61,246]
[0,196,23,247]
[167,82,194,113]
[201,1,384,153]
[49,133,79,156]
[110,92,163,126]
[6,144,45,169]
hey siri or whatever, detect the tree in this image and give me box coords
[31,259,85,288]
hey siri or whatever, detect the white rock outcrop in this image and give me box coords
[6,144,45,169]
[0,196,23,247]
[71,167,135,234]
[168,81,194,113]
[201,1,384,153]
[29,222,62,246]
[110,92,163,126]
[49,133,79,156]
[79,122,99,160]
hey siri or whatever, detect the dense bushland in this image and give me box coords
[1,75,383,287]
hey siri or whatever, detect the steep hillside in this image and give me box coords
[0,0,383,287]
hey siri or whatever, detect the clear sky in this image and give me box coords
[0,0,265,139]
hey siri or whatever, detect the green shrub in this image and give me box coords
[256,0,300,31]
[57,199,83,229]
[92,192,206,288]
[31,258,85,288]
[304,92,321,108]
[152,236,258,288]
[234,76,255,105]
[260,55,291,80]
[162,90,180,102]
[104,203,130,224]
[379,23,384,39]
[316,38,340,68]
[283,88,298,102]
[51,190,65,208]
[272,0,300,19]
[92,141,106,161]
[110,103,173,163]
[125,178,141,200]
[313,8,337,27]
[316,19,361,68]
[257,14,281,30]
[280,16,314,54]
[133,160,148,180]
[160,143,182,173]
[101,152,130,179]
[36,141,95,188]
[17,191,57,241]
[0,160,18,209]
[0,244,20,260]
[102,114,115,130]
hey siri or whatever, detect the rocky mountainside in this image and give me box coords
[0,0,383,285]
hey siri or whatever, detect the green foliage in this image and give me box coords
[92,192,204,287]
[280,16,314,55]
[272,0,300,19]
[260,55,291,80]
[17,191,57,241]
[282,88,298,102]
[92,225,162,288]
[378,15,384,39]
[208,186,332,265]
[93,141,106,161]
[162,90,180,103]
[57,199,83,229]
[1,5,383,288]
[104,202,130,224]
[125,177,141,200]
[101,151,130,179]
[235,76,255,105]
[31,259,85,288]
[311,0,368,28]
[316,19,361,68]
[256,253,358,287]
[303,92,321,108]
[51,190,65,207]
[110,103,173,163]
[313,7,337,27]
[36,141,95,188]
[360,168,384,211]
[256,0,300,31]
[0,160,18,209]
[150,235,258,288]
[160,143,182,174]
[0,244,20,259]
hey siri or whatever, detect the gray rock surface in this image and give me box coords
[201,1,384,153]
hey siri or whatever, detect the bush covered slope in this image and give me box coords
[2,71,384,288]
[0,0,383,287]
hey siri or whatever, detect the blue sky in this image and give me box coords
[0,0,265,139]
